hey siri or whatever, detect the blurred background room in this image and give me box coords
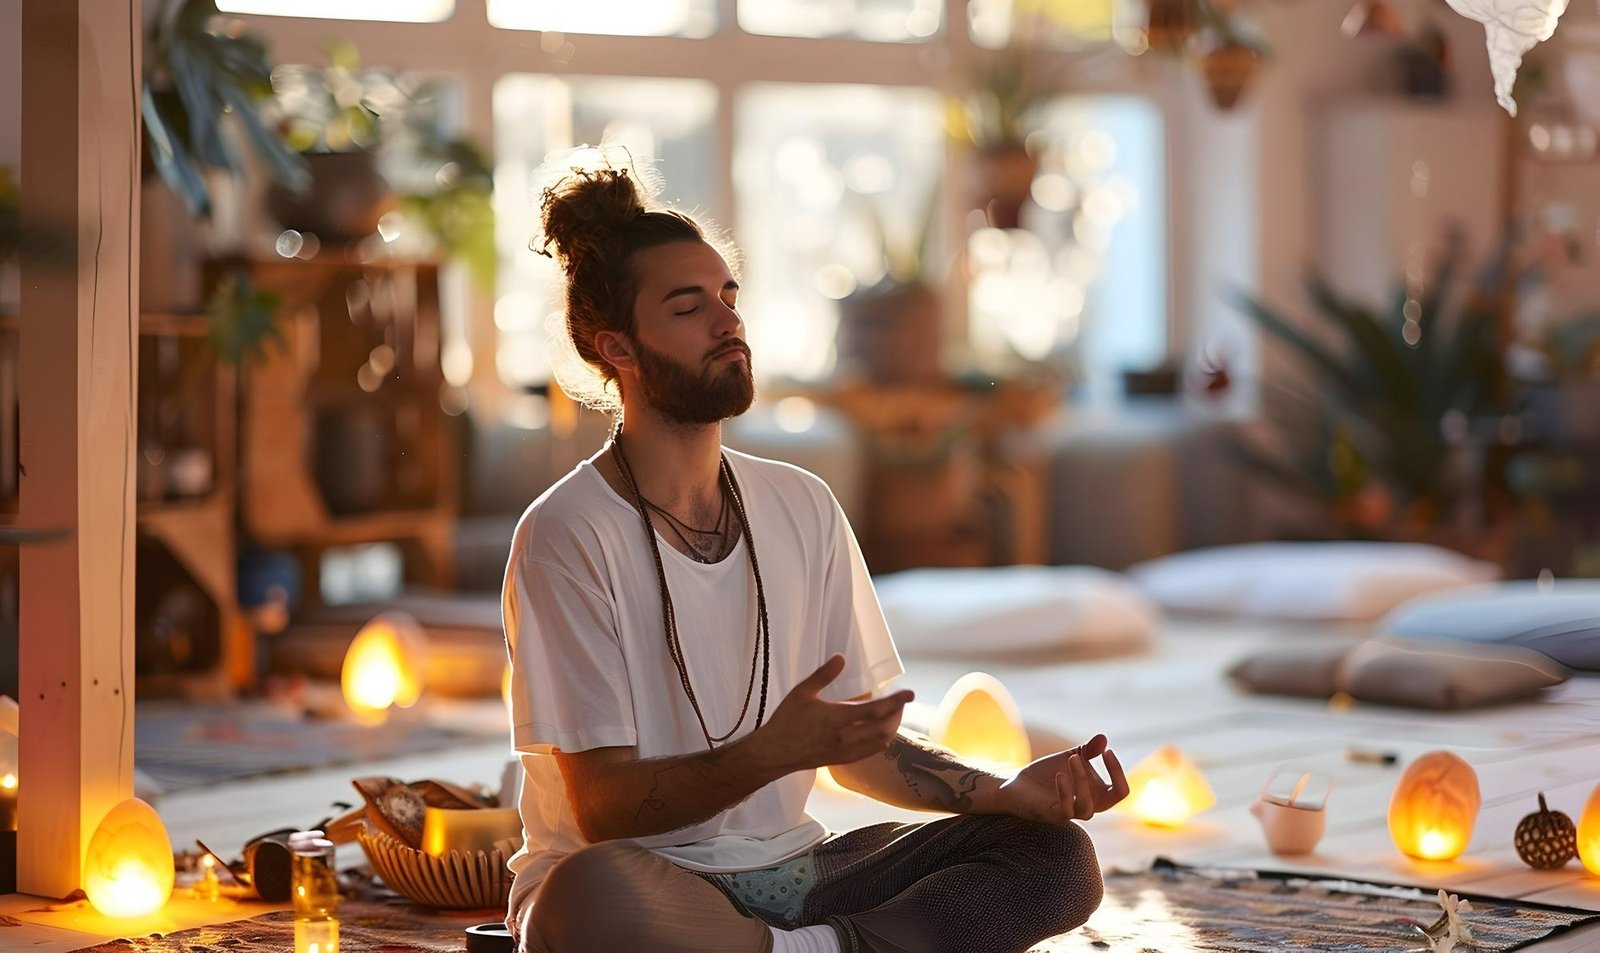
[3,0,1600,947]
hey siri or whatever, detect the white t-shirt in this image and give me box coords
[501,447,904,917]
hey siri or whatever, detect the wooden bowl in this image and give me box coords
[357,826,514,909]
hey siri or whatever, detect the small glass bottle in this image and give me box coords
[289,831,340,953]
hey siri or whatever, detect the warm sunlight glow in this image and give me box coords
[488,0,707,36]
[0,773,15,791]
[773,397,819,434]
[217,0,452,21]
[1119,746,1215,828]
[501,665,514,712]
[341,614,426,724]
[1577,783,1600,876]
[930,673,1032,771]
[84,798,174,918]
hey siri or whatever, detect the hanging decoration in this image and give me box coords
[1443,0,1570,115]
[1340,0,1406,39]
[1146,0,1199,54]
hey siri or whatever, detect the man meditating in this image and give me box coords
[502,155,1129,953]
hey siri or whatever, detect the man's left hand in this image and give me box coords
[990,734,1129,826]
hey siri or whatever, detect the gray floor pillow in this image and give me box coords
[1382,581,1600,672]
[1228,639,1570,709]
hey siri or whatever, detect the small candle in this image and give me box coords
[195,854,221,902]
[420,807,522,857]
[0,772,16,832]
[295,917,339,953]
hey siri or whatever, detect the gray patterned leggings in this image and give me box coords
[521,814,1104,953]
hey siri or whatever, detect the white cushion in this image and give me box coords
[874,565,1158,658]
[1128,542,1499,622]
[1383,580,1600,671]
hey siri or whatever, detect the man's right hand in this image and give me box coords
[754,654,914,776]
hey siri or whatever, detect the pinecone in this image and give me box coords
[1514,793,1577,869]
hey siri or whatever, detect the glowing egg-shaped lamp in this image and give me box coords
[929,672,1032,771]
[1389,750,1481,862]
[1577,782,1600,876]
[1120,745,1216,828]
[83,797,174,918]
[341,612,426,724]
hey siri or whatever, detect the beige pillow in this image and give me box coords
[1226,643,1354,698]
[1336,640,1569,710]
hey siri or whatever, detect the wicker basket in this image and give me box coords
[358,827,514,909]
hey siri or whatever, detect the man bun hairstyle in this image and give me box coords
[534,148,726,413]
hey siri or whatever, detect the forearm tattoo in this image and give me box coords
[882,736,986,811]
[632,748,732,832]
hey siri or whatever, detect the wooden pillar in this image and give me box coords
[17,0,141,898]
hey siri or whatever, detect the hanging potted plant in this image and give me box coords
[958,34,1083,231]
[1194,3,1272,111]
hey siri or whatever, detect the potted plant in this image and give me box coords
[959,44,1063,230]
[836,187,944,385]
[268,46,495,285]
[266,41,396,243]
[1221,244,1511,542]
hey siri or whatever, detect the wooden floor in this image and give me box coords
[7,617,1600,950]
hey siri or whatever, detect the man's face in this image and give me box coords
[624,241,754,425]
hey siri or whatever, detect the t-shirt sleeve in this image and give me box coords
[817,490,905,702]
[504,553,637,755]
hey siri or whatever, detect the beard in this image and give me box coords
[632,337,756,426]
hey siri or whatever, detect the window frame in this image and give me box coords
[232,0,1178,411]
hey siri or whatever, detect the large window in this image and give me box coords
[235,6,1172,410]
[735,83,946,380]
[967,95,1166,395]
[493,75,718,390]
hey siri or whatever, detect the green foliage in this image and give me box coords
[852,183,943,293]
[142,0,309,218]
[395,133,497,291]
[206,267,283,366]
[1231,251,1508,531]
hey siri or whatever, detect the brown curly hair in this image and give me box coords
[536,158,728,412]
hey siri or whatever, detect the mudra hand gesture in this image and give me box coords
[994,734,1130,825]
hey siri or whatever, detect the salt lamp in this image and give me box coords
[340,613,425,723]
[1578,782,1600,876]
[929,673,1031,771]
[0,695,17,831]
[1119,745,1215,827]
[83,797,174,918]
[1388,750,1480,861]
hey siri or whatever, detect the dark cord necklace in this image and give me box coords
[610,435,771,749]
[642,492,733,563]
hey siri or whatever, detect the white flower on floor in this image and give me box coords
[1424,889,1476,953]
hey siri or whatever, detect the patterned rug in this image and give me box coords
[67,861,1600,952]
[134,702,500,792]
[70,901,496,952]
[1039,859,1600,952]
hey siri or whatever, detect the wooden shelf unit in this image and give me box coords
[134,312,251,695]
[224,254,457,606]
